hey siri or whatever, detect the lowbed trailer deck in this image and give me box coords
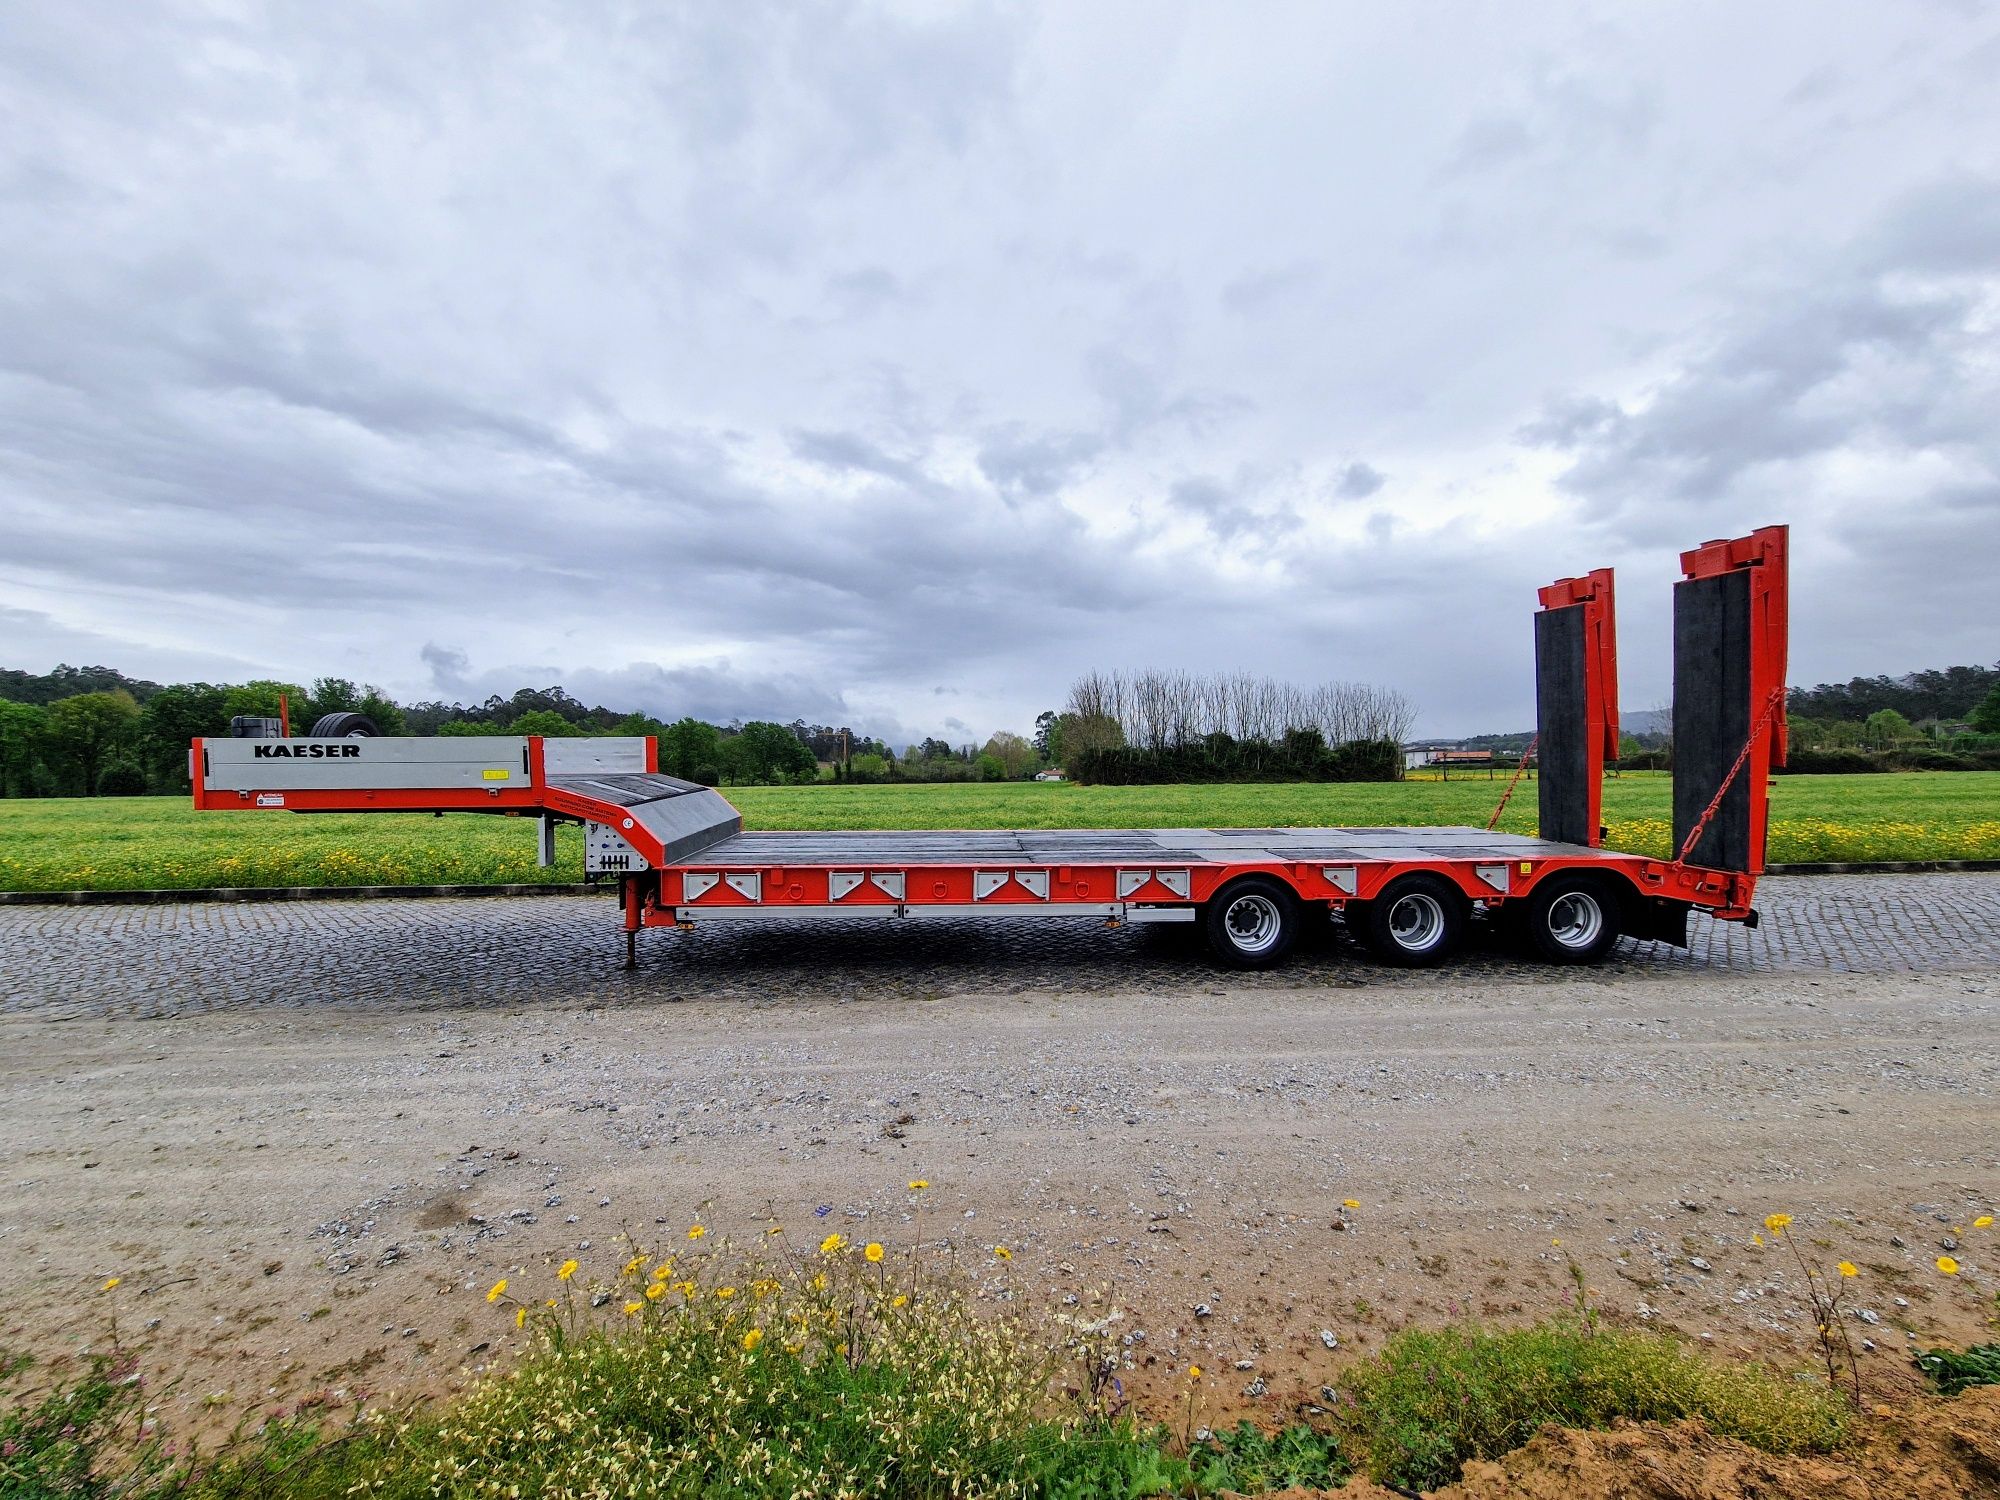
[190,527,1789,971]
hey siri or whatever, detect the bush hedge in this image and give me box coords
[1071,732,1401,785]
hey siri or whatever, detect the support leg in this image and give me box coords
[620,875,640,971]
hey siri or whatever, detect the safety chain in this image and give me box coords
[1672,686,1786,866]
[1485,735,1539,831]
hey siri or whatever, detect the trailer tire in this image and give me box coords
[1521,873,1624,965]
[309,712,379,738]
[1202,876,1299,969]
[1348,873,1467,967]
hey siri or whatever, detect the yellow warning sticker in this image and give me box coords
[483,769,510,780]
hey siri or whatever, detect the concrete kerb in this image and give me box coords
[2,860,1999,906]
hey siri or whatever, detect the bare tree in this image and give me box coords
[1064,668,1417,750]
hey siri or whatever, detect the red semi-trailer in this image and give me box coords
[190,527,1789,971]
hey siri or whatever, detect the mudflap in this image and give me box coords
[1632,897,1691,948]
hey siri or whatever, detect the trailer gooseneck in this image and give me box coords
[191,527,1789,972]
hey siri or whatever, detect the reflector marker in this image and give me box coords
[1321,866,1358,896]
[683,872,719,901]
[724,873,762,901]
[1118,869,1194,899]
[829,871,864,901]
[1474,864,1509,893]
[870,872,905,900]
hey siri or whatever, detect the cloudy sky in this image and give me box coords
[3,3,1996,744]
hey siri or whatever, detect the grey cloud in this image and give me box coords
[5,6,1998,742]
[976,426,1104,499]
[1220,262,1321,317]
[421,644,471,690]
[1525,179,2000,531]
[1335,463,1386,500]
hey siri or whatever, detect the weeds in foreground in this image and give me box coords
[1342,1318,1851,1493]
[23,1207,1944,1500]
[1915,1344,2000,1396]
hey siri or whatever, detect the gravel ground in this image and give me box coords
[0,874,1996,1436]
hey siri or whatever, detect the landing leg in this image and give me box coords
[620,875,640,971]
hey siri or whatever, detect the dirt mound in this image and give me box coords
[1279,1386,2000,1499]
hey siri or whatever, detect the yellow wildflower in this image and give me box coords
[1937,1256,1960,1275]
[1764,1213,1792,1233]
[623,1254,647,1276]
[486,1278,508,1303]
[1188,1364,1202,1380]
[891,1293,908,1308]
[645,1282,666,1301]
[100,1277,121,1291]
[1976,1216,1994,1229]
[1752,1233,1764,1247]
[624,1301,642,1315]
[1343,1199,1361,1210]
[742,1327,764,1352]
[687,1224,706,1240]
[865,1242,885,1263]
[810,1272,828,1292]
[1837,1261,1858,1278]
[993,1245,1012,1261]
[652,1264,673,1282]
[908,1180,929,1191]
[820,1233,847,1255]
[515,1307,526,1329]
[717,1285,737,1299]
[557,1259,578,1282]
[677,1280,697,1297]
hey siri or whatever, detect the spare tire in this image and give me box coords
[309,712,379,738]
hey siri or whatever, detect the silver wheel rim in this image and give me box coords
[1547,891,1603,949]
[1386,892,1445,951]
[1223,893,1282,954]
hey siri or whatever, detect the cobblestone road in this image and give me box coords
[3,872,1996,1021]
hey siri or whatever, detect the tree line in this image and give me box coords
[1787,663,1999,726]
[0,666,882,797]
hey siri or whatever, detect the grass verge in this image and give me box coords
[6,1239,1857,1499]
[3,772,1999,891]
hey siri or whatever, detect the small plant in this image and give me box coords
[1760,1212,1863,1403]
[1340,1318,1849,1492]
[1915,1343,2000,1396]
[1192,1419,1349,1491]
[0,1348,172,1498]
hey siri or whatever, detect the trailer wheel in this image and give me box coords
[1202,876,1299,969]
[1521,874,1624,965]
[308,712,379,738]
[1348,873,1467,967]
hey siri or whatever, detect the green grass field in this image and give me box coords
[2,772,1998,892]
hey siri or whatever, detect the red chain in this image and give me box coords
[1672,687,1785,866]
[1486,735,1539,831]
